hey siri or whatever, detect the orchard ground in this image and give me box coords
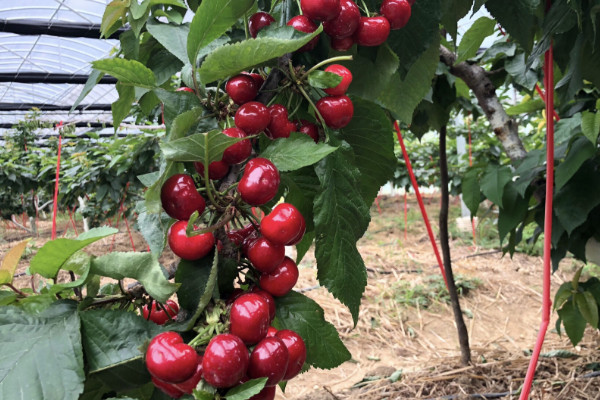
[2,194,599,399]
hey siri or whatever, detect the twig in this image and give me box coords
[3,283,28,297]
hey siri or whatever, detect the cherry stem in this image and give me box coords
[297,84,328,129]
[359,0,371,16]
[3,283,28,297]
[298,55,353,81]
[189,206,236,236]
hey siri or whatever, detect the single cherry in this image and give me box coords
[160,174,205,221]
[316,95,354,129]
[174,354,204,394]
[194,160,229,180]
[202,334,249,388]
[222,127,252,164]
[296,120,320,143]
[323,64,353,96]
[380,0,412,29]
[287,15,320,52]
[247,336,289,386]
[323,0,360,39]
[168,220,215,261]
[143,299,179,325]
[260,203,305,246]
[300,0,341,21]
[266,104,293,139]
[146,332,198,383]
[250,287,277,321]
[331,36,355,51]
[353,16,391,46]
[259,257,299,297]
[238,158,280,206]
[249,12,276,38]
[275,330,307,380]
[247,237,286,274]
[226,74,258,105]
[235,101,271,135]
[230,293,271,345]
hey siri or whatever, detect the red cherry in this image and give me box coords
[300,0,341,21]
[175,87,194,93]
[160,174,205,221]
[275,330,307,380]
[247,337,289,386]
[250,287,277,321]
[146,332,198,383]
[259,257,299,297]
[242,230,261,255]
[380,0,411,29]
[202,334,249,388]
[266,326,278,337]
[286,213,306,246]
[142,299,179,325]
[323,0,360,39]
[173,355,204,394]
[168,220,215,261]
[330,36,355,51]
[408,0,415,4]
[151,376,184,399]
[238,158,280,206]
[249,385,276,400]
[296,119,320,143]
[243,72,265,88]
[260,203,305,246]
[194,160,229,180]
[230,293,271,345]
[287,15,320,52]
[226,74,258,105]
[323,64,353,96]
[235,101,271,135]
[247,237,285,273]
[222,127,252,164]
[353,16,391,46]
[316,95,354,129]
[249,12,276,38]
[266,104,293,139]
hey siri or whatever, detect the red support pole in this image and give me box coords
[394,121,448,287]
[69,206,79,236]
[374,196,383,215]
[123,211,137,252]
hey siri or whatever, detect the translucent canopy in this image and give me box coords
[0,0,119,128]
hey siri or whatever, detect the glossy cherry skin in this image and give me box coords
[194,160,229,180]
[249,12,276,38]
[259,257,299,297]
[202,334,249,388]
[331,35,355,51]
[353,16,391,46]
[173,355,204,393]
[296,119,320,143]
[222,127,252,164]
[248,337,289,386]
[380,0,411,29]
[238,158,280,206]
[287,15,319,52]
[323,64,353,96]
[235,101,271,135]
[146,332,198,383]
[266,326,278,337]
[143,299,179,325]
[300,0,341,21]
[249,385,276,400]
[160,174,205,221]
[230,293,271,344]
[316,95,354,129]
[247,237,286,273]
[323,0,360,39]
[151,376,184,399]
[260,203,305,246]
[168,220,215,261]
[250,287,277,321]
[266,104,293,139]
[243,72,265,88]
[275,330,307,380]
[286,214,306,246]
[226,74,259,105]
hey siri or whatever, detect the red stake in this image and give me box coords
[123,211,137,252]
[394,121,448,288]
[374,196,383,215]
[51,134,62,240]
[69,206,79,236]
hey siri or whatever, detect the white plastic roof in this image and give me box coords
[0,0,119,127]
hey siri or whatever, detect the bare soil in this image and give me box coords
[2,194,599,399]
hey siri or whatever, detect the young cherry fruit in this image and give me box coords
[323,64,353,96]
[168,220,215,261]
[143,299,179,325]
[160,174,206,221]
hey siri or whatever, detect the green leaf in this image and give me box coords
[341,97,396,205]
[144,160,183,214]
[148,49,184,86]
[187,0,254,65]
[199,26,322,84]
[506,98,546,115]
[345,44,398,102]
[456,17,496,63]
[0,239,29,285]
[377,36,440,124]
[137,207,173,256]
[554,113,582,145]
[170,107,208,140]
[0,305,84,400]
[440,0,473,38]
[314,143,370,325]
[461,168,481,216]
[260,133,338,172]
[71,69,104,111]
[92,58,157,89]
[554,282,573,310]
[80,309,163,373]
[557,300,586,345]
[160,129,246,164]
[275,291,351,369]
[49,252,92,295]
[581,110,600,144]
[555,136,596,190]
[554,164,600,235]
[130,0,150,19]
[505,53,539,91]
[154,88,202,133]
[575,291,599,328]
[90,252,178,303]
[225,378,267,400]
[30,227,118,278]
[147,20,190,64]
[101,0,127,38]
[112,82,135,130]
[307,70,343,89]
[497,182,528,242]
[485,0,539,51]
[0,291,17,306]
[480,40,517,63]
[480,164,512,207]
